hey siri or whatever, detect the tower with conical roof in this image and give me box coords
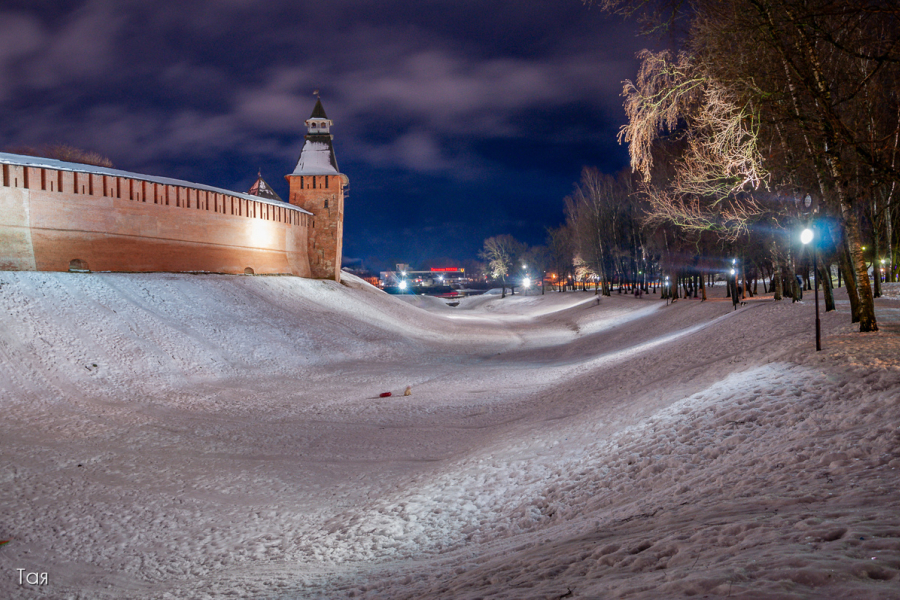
[286,96,348,281]
[247,170,283,202]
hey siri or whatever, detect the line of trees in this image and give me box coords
[477,0,899,333]
[592,0,897,331]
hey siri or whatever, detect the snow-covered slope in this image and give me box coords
[1,273,898,599]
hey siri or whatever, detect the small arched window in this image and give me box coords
[69,259,90,272]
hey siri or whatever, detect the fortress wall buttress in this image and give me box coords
[0,159,313,277]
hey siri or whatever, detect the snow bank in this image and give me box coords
[0,273,897,599]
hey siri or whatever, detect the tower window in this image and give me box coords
[324,198,329,208]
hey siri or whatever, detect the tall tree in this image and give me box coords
[603,0,900,332]
[479,235,525,298]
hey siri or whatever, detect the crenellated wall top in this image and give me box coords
[0,152,311,215]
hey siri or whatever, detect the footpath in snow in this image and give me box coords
[0,272,898,599]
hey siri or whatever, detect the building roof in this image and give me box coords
[291,98,344,176]
[0,152,311,214]
[310,98,328,120]
[291,139,340,176]
[247,172,283,202]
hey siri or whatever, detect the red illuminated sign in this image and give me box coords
[430,267,463,272]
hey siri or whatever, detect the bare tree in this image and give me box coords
[604,0,900,332]
[5,143,115,168]
[546,225,575,291]
[479,235,525,298]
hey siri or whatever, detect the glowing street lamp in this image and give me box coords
[731,258,742,303]
[800,227,821,351]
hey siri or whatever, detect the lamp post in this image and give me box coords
[800,227,821,351]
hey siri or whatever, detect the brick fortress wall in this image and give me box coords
[0,160,313,277]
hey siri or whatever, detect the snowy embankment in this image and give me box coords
[0,273,898,599]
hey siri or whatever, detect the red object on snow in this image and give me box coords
[379,392,392,398]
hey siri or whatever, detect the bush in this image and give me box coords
[5,143,114,168]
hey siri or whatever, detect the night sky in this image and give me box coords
[0,0,648,271]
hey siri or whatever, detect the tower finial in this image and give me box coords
[313,89,320,99]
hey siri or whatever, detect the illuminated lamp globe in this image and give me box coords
[523,277,531,288]
[399,280,407,290]
[800,228,814,245]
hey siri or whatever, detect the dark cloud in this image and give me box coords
[0,0,646,271]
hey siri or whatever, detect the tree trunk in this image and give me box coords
[820,261,835,312]
[842,206,878,331]
[887,200,895,282]
[839,242,860,323]
[771,241,783,301]
[741,259,749,299]
[788,249,801,302]
[873,231,882,298]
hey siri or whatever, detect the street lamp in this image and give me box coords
[800,227,821,351]
[731,258,741,301]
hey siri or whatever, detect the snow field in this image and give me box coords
[0,273,897,599]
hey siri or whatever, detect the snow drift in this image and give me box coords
[0,272,898,599]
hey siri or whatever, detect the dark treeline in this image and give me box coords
[479,0,899,333]
[605,0,900,332]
